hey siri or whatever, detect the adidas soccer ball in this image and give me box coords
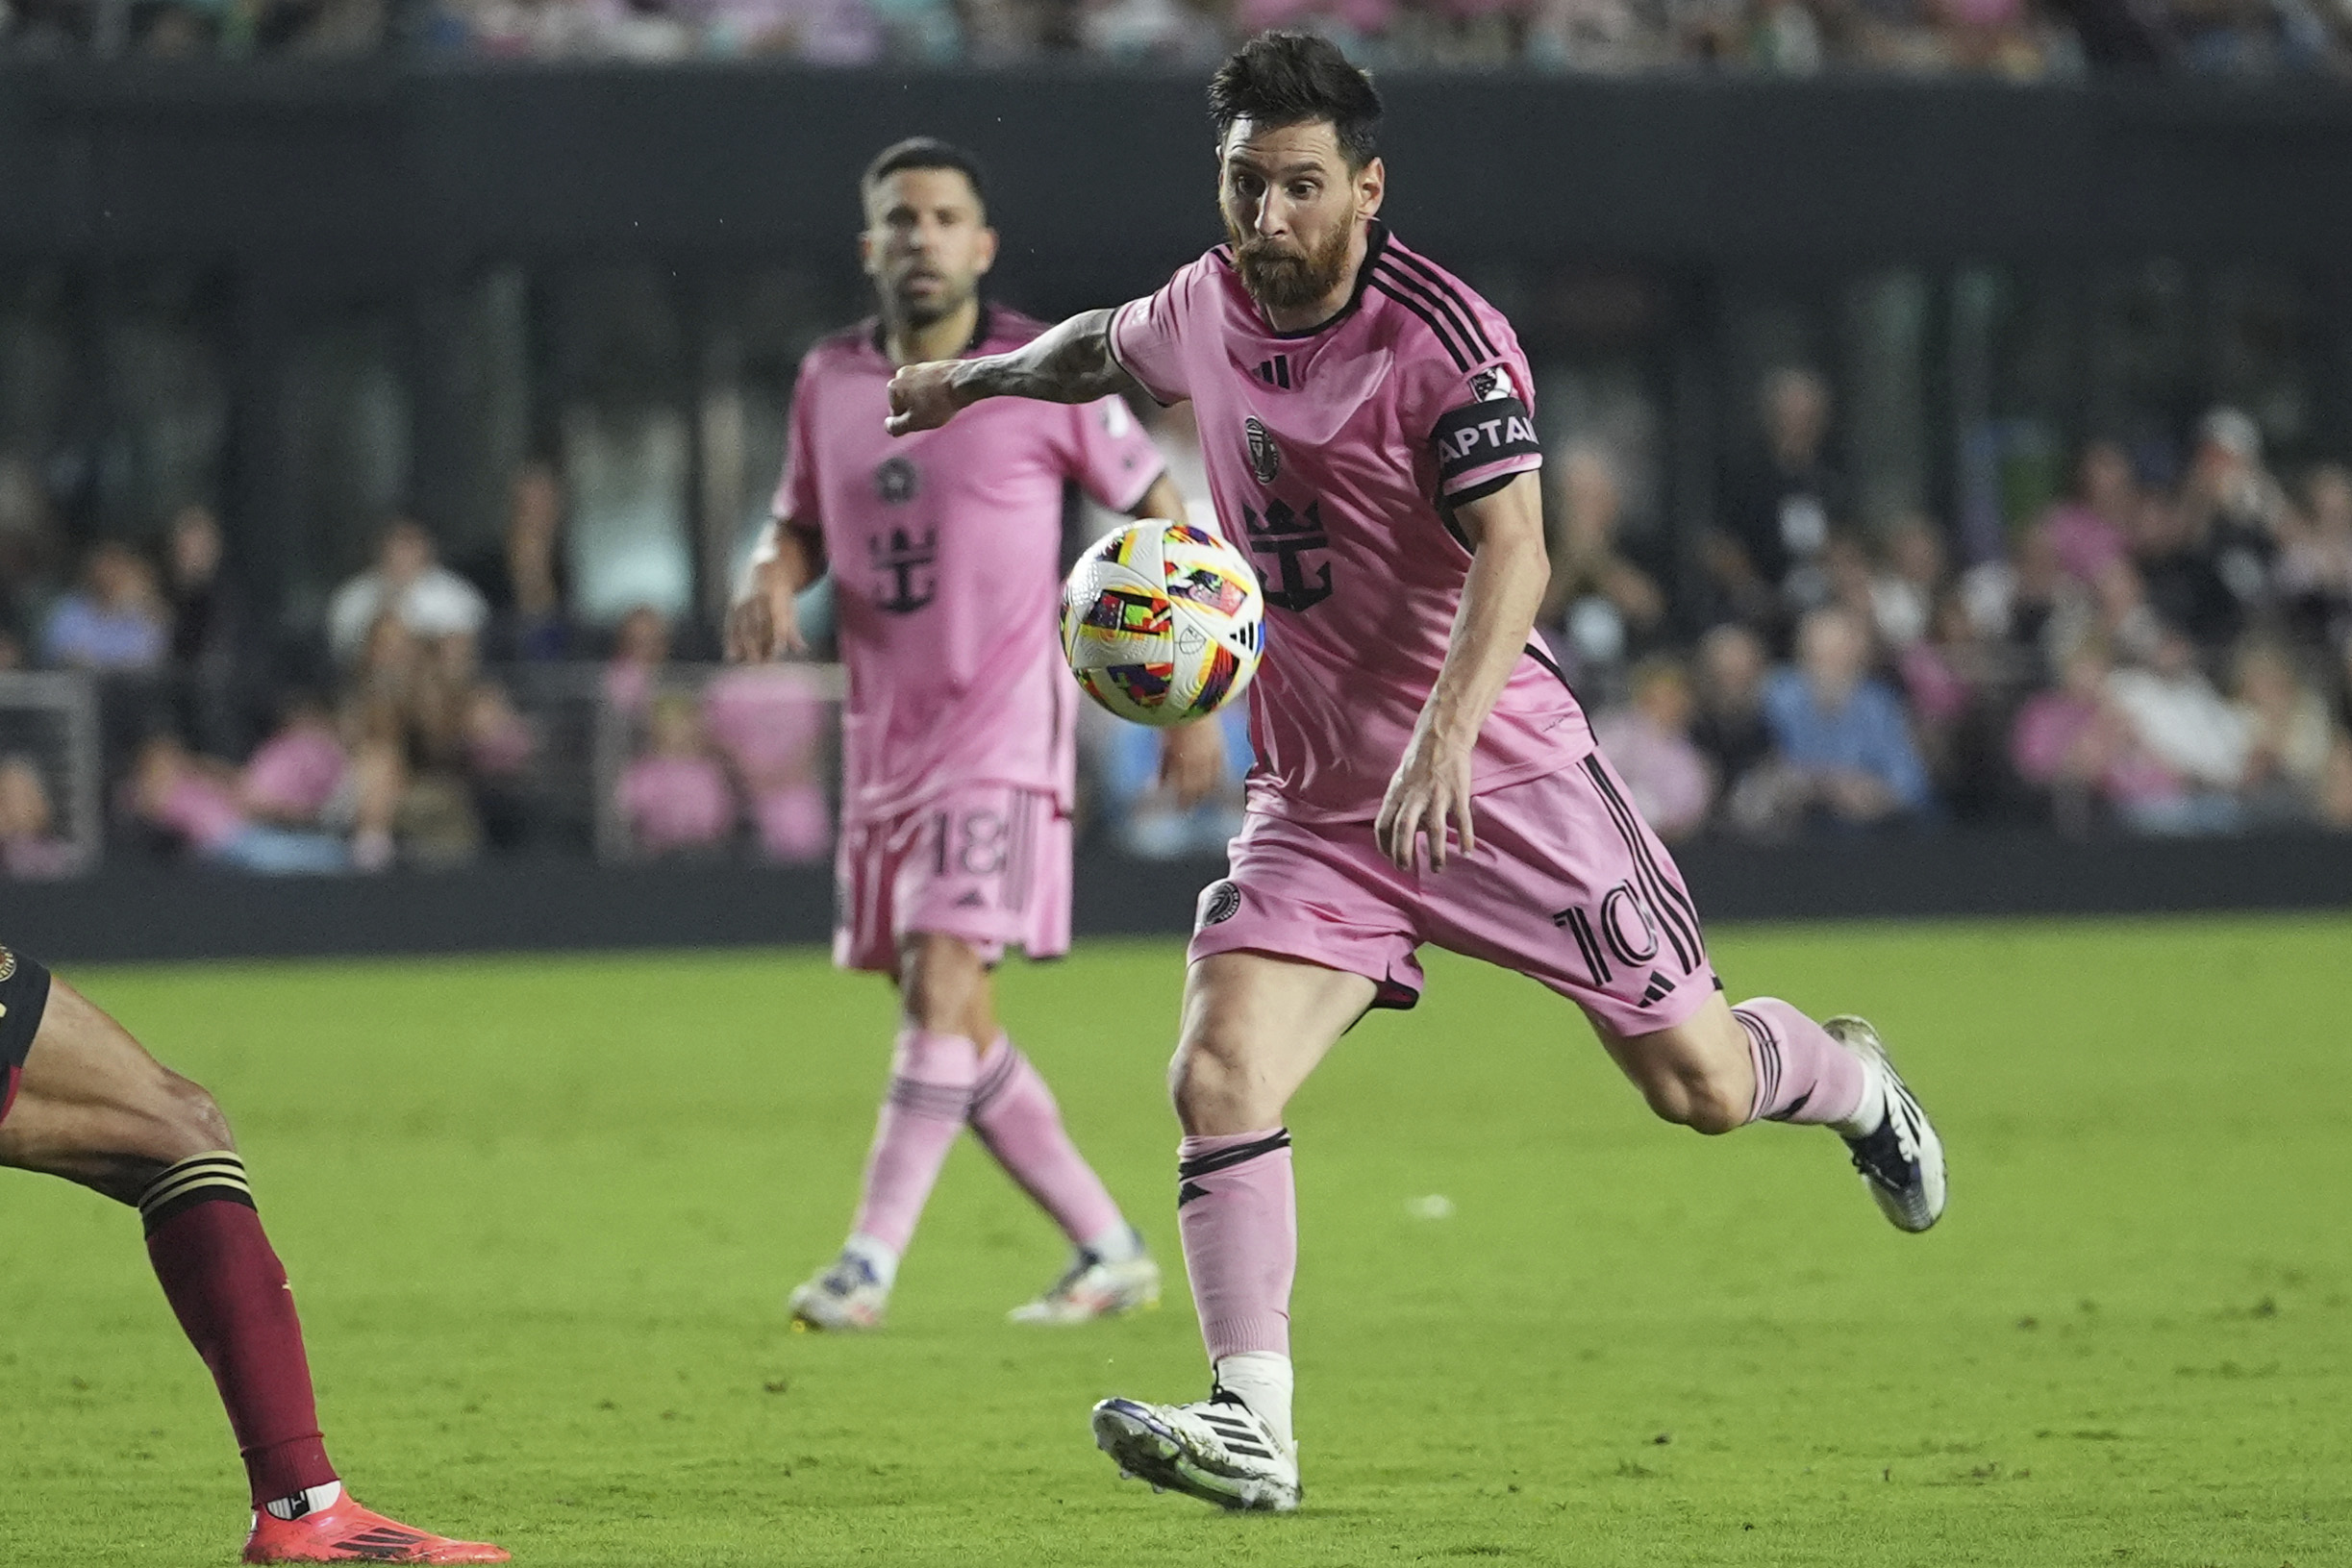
[1062,519,1264,727]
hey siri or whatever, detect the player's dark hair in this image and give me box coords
[862,137,990,214]
[1208,31,1382,170]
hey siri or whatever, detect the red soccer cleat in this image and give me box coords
[241,1493,510,1563]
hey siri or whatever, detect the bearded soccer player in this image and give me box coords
[0,947,507,1562]
[883,35,1948,1510]
[730,138,1218,1332]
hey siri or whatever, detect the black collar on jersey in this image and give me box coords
[1229,219,1391,342]
[868,301,995,363]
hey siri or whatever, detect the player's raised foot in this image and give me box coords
[1823,1014,1946,1232]
[788,1251,889,1332]
[242,1492,508,1563]
[1009,1235,1162,1325]
[1091,1389,1301,1512]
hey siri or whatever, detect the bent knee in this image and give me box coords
[1168,1035,1275,1134]
[153,1071,234,1156]
[1638,1071,1751,1136]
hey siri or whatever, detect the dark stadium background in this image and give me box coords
[6,44,2352,958]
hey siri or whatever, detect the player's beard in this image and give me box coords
[888,270,972,330]
[1229,214,1358,316]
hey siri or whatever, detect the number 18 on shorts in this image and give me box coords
[834,784,1074,973]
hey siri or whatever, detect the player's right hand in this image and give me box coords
[726,560,806,661]
[885,361,966,436]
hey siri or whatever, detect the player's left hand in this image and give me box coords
[1159,718,1226,808]
[1375,730,1475,874]
[886,361,967,436]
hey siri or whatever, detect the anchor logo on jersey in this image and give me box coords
[1240,499,1332,612]
[868,526,938,614]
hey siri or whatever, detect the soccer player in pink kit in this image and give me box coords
[730,138,1221,1332]
[883,35,1949,1509]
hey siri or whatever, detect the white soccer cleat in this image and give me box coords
[787,1253,888,1332]
[1824,1015,1947,1232]
[1091,1390,1301,1512]
[1009,1242,1162,1325]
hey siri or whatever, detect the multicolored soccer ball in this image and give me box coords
[1061,518,1264,727]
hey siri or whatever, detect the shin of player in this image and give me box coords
[0,948,506,1563]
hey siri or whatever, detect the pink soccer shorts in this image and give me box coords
[1189,753,1719,1037]
[835,784,1072,974]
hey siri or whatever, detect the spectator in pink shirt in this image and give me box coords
[701,664,833,863]
[1591,657,1714,841]
[241,696,350,824]
[133,734,361,874]
[603,605,672,717]
[617,693,738,857]
[0,755,82,880]
[2041,440,2138,585]
[239,694,401,870]
[2010,638,2180,834]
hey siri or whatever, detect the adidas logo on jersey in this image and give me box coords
[1251,355,1293,389]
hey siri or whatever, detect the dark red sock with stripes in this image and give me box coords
[140,1152,338,1506]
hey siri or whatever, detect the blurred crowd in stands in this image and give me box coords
[6,0,2351,75]
[5,359,2352,879]
[1544,370,2352,844]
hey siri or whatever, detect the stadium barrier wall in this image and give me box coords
[10,832,2349,964]
[7,65,2352,276]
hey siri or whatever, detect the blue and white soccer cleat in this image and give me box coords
[1824,1015,1946,1232]
[1090,1389,1300,1512]
[787,1252,888,1332]
[1009,1241,1162,1326]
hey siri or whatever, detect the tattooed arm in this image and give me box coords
[885,309,1135,436]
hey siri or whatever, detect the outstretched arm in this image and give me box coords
[887,309,1136,436]
[1373,471,1550,873]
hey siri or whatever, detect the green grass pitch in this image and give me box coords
[3,916,2347,1566]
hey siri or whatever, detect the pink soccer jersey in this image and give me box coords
[774,308,1165,825]
[1110,222,1592,825]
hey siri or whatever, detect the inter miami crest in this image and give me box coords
[1244,417,1281,485]
[1197,880,1242,930]
[874,456,920,505]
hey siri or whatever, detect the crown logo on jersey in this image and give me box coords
[1251,355,1293,390]
[1244,417,1281,485]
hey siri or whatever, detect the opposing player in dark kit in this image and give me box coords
[0,946,508,1563]
[884,32,1947,1511]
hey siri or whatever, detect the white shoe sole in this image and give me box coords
[1091,1399,1300,1512]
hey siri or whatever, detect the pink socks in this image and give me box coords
[848,1028,1135,1267]
[1732,998,1867,1127]
[849,1027,978,1255]
[968,1036,1126,1251]
[1175,1130,1296,1359]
